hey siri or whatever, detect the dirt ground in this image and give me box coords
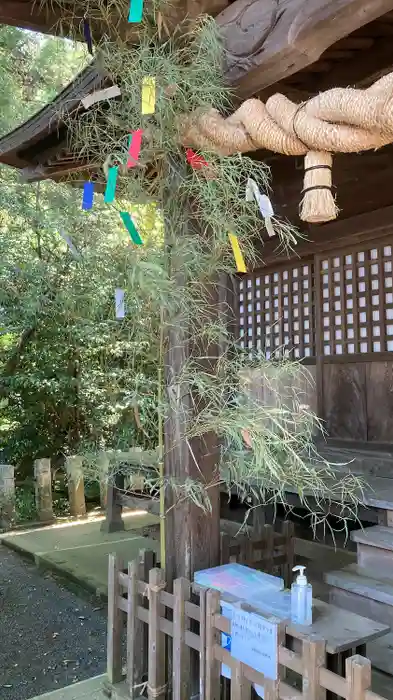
[0,545,107,700]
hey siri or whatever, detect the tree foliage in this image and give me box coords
[0,26,159,469]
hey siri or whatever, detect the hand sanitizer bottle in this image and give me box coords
[291,565,312,625]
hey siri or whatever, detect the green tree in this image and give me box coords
[0,26,159,469]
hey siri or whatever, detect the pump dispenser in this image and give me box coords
[290,565,312,625]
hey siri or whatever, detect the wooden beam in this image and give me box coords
[317,37,393,91]
[216,0,393,98]
[256,204,393,266]
[0,0,228,38]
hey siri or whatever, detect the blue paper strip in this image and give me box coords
[128,0,144,22]
[83,18,93,55]
[104,166,118,203]
[82,181,94,210]
[120,212,144,245]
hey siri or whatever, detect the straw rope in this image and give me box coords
[181,72,393,223]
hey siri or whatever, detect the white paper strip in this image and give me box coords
[81,85,121,109]
[59,229,82,260]
[246,178,276,238]
[115,288,125,319]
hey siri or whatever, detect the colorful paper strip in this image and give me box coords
[186,149,209,170]
[141,77,156,115]
[59,230,81,260]
[115,288,125,319]
[127,129,143,168]
[228,233,246,273]
[120,212,144,245]
[128,0,144,22]
[81,85,121,110]
[246,177,275,238]
[83,18,93,55]
[104,166,119,203]
[82,181,95,210]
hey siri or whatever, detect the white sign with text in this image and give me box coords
[231,609,278,680]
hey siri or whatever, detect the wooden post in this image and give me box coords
[173,577,191,700]
[0,464,15,526]
[148,567,166,700]
[231,661,251,700]
[34,458,53,522]
[302,636,326,700]
[198,586,207,700]
[282,520,295,587]
[101,468,125,533]
[127,559,142,699]
[66,456,86,517]
[205,589,221,700]
[96,453,110,509]
[107,553,123,686]
[345,655,371,700]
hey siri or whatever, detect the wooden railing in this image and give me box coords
[106,549,388,700]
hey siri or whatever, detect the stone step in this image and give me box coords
[351,526,393,577]
[352,526,393,551]
[326,564,393,628]
[326,564,393,606]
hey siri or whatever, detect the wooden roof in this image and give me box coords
[2,1,393,182]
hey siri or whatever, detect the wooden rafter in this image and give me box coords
[2,0,393,101]
[217,0,393,98]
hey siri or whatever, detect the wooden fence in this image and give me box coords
[107,547,389,700]
[220,521,294,587]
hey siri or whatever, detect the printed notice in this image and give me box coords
[231,609,278,680]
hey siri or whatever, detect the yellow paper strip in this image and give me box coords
[228,233,246,273]
[141,76,156,115]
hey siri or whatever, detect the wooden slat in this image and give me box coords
[231,660,252,700]
[148,568,167,700]
[319,667,348,696]
[173,577,191,700]
[161,590,174,608]
[302,637,326,700]
[346,655,372,700]
[127,560,144,699]
[185,600,200,621]
[279,646,303,675]
[205,590,221,700]
[107,554,123,685]
[184,630,201,651]
[199,587,207,700]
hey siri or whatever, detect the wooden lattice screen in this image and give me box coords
[318,242,393,356]
[238,262,315,359]
[238,240,393,361]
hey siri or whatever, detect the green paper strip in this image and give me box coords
[104,165,118,203]
[120,211,144,245]
[128,0,144,22]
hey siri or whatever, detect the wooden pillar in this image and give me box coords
[66,455,86,518]
[0,464,15,527]
[163,271,233,586]
[34,458,54,522]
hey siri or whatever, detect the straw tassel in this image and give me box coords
[300,151,338,223]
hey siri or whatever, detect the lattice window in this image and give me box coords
[319,243,393,355]
[238,262,315,359]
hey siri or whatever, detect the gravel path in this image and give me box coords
[0,545,107,700]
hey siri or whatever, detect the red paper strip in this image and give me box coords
[186,148,209,170]
[127,129,143,168]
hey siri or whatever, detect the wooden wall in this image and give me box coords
[239,146,393,449]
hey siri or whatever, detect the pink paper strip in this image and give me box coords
[127,129,143,168]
